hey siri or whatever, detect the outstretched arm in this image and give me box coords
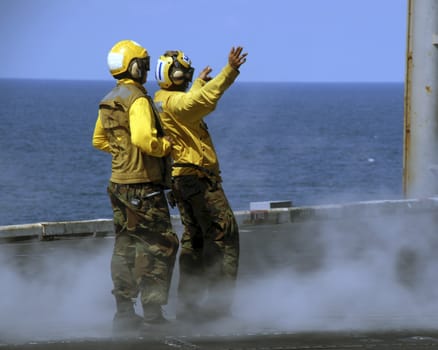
[196,46,248,82]
[163,46,248,121]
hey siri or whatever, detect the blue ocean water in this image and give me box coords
[0,80,404,226]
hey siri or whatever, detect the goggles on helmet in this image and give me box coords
[138,56,150,72]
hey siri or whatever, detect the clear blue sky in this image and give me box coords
[0,0,407,82]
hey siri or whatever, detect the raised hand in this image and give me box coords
[198,66,213,82]
[229,46,248,70]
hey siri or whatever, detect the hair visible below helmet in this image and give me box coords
[107,40,149,80]
[155,50,194,89]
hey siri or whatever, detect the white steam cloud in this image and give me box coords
[233,210,438,332]
[0,239,114,343]
[1,208,438,344]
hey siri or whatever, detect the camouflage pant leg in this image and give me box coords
[172,176,240,311]
[107,182,179,307]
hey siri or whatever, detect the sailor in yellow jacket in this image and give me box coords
[92,40,179,333]
[154,46,247,322]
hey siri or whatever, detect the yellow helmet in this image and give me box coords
[155,50,194,89]
[107,40,149,79]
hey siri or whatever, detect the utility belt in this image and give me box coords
[108,181,165,209]
[172,162,219,179]
[111,181,164,192]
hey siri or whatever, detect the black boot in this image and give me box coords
[112,297,143,335]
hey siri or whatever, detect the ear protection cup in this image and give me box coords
[129,60,142,79]
[170,67,184,85]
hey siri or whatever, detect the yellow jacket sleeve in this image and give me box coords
[163,64,239,122]
[92,112,111,153]
[129,97,172,157]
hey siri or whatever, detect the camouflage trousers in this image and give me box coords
[107,182,179,308]
[171,175,240,316]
